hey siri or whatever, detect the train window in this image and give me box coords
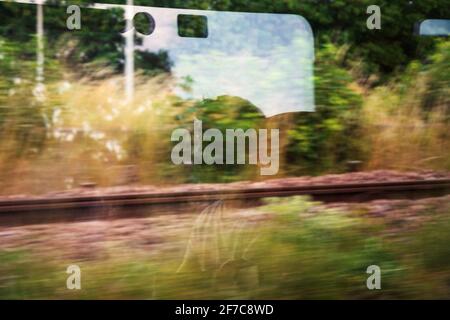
[0,1,315,193]
[417,19,450,36]
[177,14,208,38]
[0,0,449,301]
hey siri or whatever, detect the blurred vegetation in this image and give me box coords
[0,1,448,300]
[1,196,449,299]
[286,43,364,175]
[123,0,449,80]
[0,1,449,192]
[363,40,450,171]
[172,95,265,182]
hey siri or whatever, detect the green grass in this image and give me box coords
[0,196,449,299]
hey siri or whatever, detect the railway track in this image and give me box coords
[0,179,449,226]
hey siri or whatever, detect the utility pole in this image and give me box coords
[124,0,135,102]
[35,1,45,100]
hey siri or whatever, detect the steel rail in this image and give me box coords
[0,179,449,214]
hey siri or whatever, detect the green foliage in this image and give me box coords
[364,38,449,121]
[173,95,264,183]
[0,36,61,158]
[286,43,364,175]
[0,1,448,184]
[1,197,450,299]
[46,6,126,73]
[133,0,449,78]
[0,250,64,299]
[4,0,447,78]
[254,197,397,299]
[421,41,450,116]
[417,215,450,271]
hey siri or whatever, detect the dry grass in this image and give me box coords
[0,73,182,195]
[362,77,449,172]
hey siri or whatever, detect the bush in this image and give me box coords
[285,43,364,175]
